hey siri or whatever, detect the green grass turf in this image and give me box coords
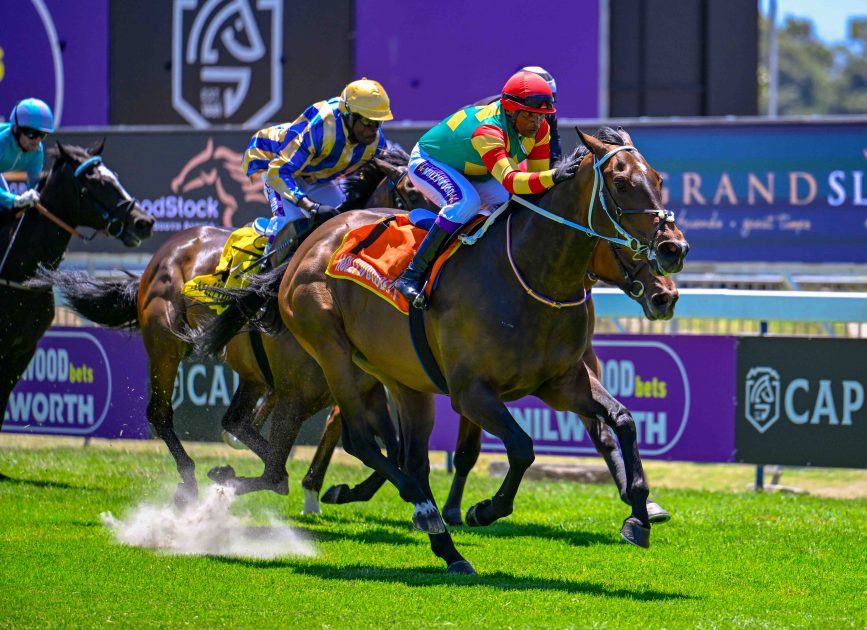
[0,444,865,629]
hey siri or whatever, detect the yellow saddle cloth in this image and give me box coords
[182,225,267,314]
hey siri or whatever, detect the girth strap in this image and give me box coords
[350,215,396,255]
[248,329,274,389]
[408,306,449,394]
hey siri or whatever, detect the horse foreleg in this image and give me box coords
[301,405,342,512]
[453,382,535,528]
[442,416,482,526]
[539,363,651,548]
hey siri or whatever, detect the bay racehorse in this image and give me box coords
[302,237,679,524]
[0,142,154,477]
[252,127,687,572]
[43,149,427,504]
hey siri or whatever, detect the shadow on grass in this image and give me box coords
[304,512,617,547]
[210,558,692,600]
[0,474,91,491]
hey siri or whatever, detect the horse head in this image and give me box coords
[371,153,436,211]
[49,141,154,247]
[574,127,689,276]
[588,240,679,320]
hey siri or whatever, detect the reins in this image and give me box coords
[462,145,677,309]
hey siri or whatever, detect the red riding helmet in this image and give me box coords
[500,70,557,114]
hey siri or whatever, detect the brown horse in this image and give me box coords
[260,126,687,572]
[300,237,679,524]
[45,150,426,505]
[1,143,154,478]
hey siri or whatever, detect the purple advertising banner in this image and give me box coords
[0,0,109,126]
[3,328,149,439]
[355,1,600,121]
[431,335,737,463]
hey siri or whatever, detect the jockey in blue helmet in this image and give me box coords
[0,98,55,218]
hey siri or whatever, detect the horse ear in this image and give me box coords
[373,157,402,180]
[89,138,106,156]
[617,126,635,146]
[576,127,606,158]
[56,141,71,161]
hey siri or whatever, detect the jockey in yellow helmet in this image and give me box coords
[242,78,393,256]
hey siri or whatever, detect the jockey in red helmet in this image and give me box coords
[393,70,578,307]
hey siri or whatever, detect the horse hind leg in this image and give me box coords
[442,416,482,526]
[390,384,474,573]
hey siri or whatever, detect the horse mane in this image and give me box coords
[556,126,630,166]
[339,142,411,211]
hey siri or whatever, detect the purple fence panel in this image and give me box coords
[3,328,149,439]
[355,1,600,121]
[0,0,109,127]
[431,335,737,463]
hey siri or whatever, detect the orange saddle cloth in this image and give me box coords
[325,214,463,314]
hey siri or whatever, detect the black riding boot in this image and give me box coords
[393,223,451,308]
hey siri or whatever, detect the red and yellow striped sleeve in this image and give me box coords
[470,124,555,195]
[526,119,551,172]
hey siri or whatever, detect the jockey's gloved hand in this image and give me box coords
[310,203,339,222]
[552,159,581,184]
[13,190,40,208]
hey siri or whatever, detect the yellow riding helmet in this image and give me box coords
[340,78,394,121]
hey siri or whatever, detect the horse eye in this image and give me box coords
[614,177,628,192]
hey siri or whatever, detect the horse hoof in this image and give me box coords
[207,465,237,484]
[647,500,671,524]
[442,506,463,526]
[620,518,651,549]
[302,488,321,515]
[465,499,493,527]
[173,483,197,509]
[221,430,246,450]
[446,560,477,575]
[412,501,446,535]
[321,484,350,504]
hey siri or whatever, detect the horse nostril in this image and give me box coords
[651,293,670,308]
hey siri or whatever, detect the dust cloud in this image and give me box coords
[101,484,317,559]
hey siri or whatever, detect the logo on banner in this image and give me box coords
[4,331,112,435]
[139,138,266,233]
[172,0,283,128]
[172,361,240,410]
[744,366,780,433]
[480,340,692,456]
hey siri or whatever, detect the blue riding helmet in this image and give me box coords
[521,66,557,99]
[11,98,55,133]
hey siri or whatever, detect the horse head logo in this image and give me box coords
[171,138,267,227]
[745,366,781,434]
[172,0,283,127]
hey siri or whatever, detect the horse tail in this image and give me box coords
[35,268,140,330]
[191,262,287,357]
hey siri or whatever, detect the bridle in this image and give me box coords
[384,169,411,210]
[0,154,140,291]
[494,145,678,309]
[72,155,141,245]
[587,241,648,299]
[511,146,676,264]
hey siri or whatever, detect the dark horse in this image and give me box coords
[301,237,679,523]
[0,142,154,475]
[43,149,428,505]
[214,127,688,572]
